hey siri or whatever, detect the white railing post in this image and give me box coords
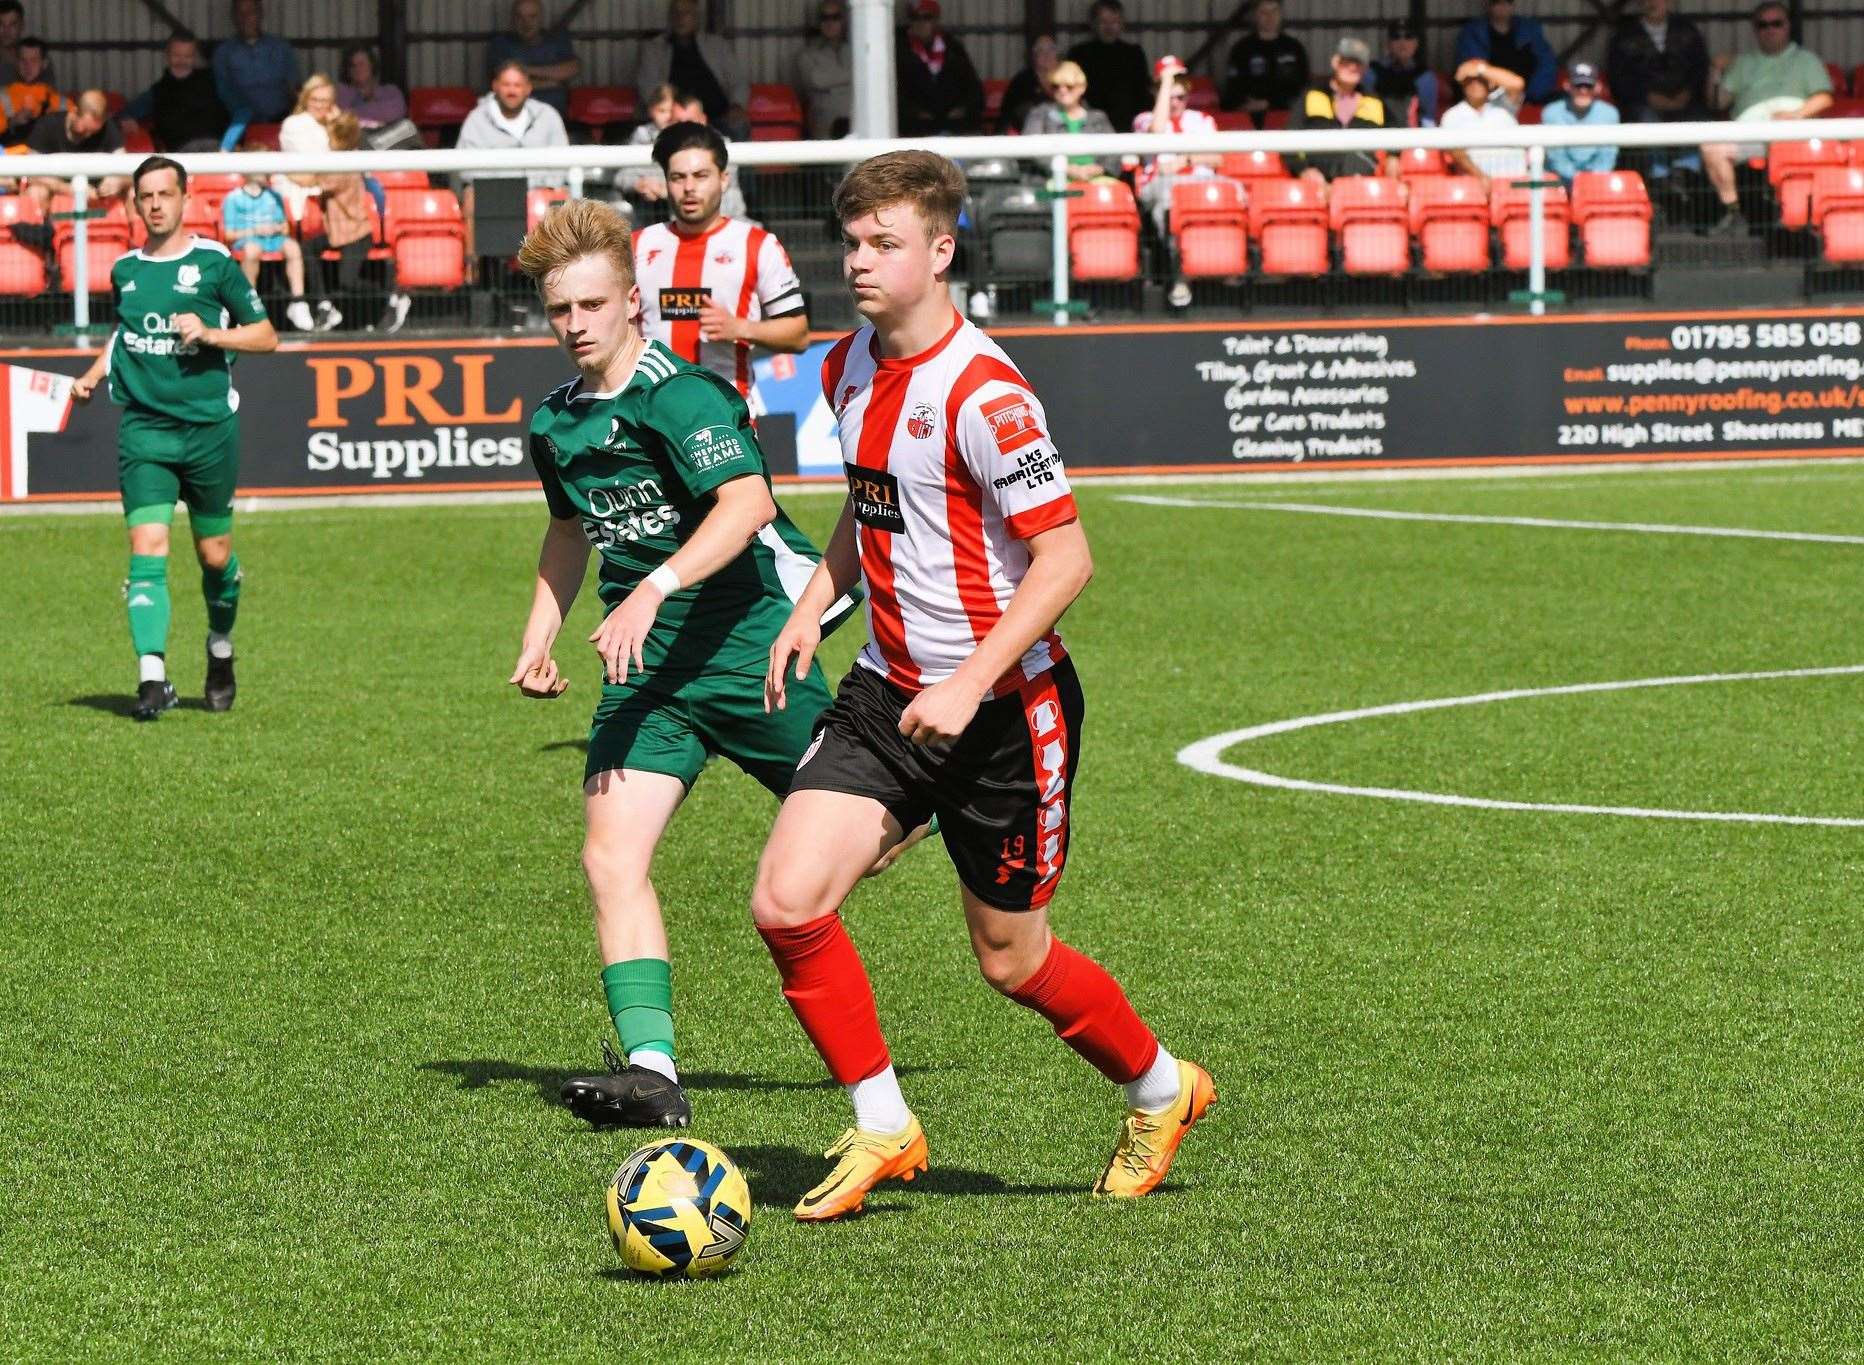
[849,0,896,140]
[72,173,90,334]
[1528,143,1546,317]
[568,165,584,200]
[1050,153,1069,327]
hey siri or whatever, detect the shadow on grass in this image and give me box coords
[418,1058,937,1108]
[539,739,589,754]
[65,693,213,717]
[728,1143,1080,1209]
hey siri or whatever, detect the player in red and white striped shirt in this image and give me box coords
[751,150,1214,1221]
[632,123,807,410]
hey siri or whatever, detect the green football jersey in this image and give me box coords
[530,340,850,678]
[106,236,269,425]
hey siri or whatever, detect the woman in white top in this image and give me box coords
[274,74,338,220]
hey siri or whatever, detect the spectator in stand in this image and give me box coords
[1000,33,1060,134]
[1134,55,1219,307]
[1221,0,1308,128]
[619,83,747,216]
[897,0,984,136]
[20,91,127,221]
[1454,0,1557,105]
[302,111,411,333]
[214,0,300,126]
[221,161,311,329]
[486,0,579,118]
[1606,0,1710,124]
[1023,59,1116,177]
[1541,61,1618,185]
[792,1,851,139]
[1289,37,1388,185]
[122,33,231,153]
[2,37,62,141]
[273,73,339,221]
[337,43,406,131]
[636,0,749,140]
[457,60,569,268]
[0,1,24,85]
[1700,1,1833,235]
[1068,0,1151,135]
[1441,59,1527,193]
[1368,18,1441,127]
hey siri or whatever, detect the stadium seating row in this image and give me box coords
[406,83,804,145]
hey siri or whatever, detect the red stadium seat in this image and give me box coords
[1066,178,1141,280]
[242,122,282,150]
[50,193,129,250]
[1329,175,1410,275]
[527,185,568,230]
[57,234,120,293]
[104,90,127,118]
[181,196,221,242]
[1827,63,1848,96]
[385,186,466,287]
[0,195,46,296]
[748,83,804,141]
[1516,102,1544,124]
[1261,109,1290,130]
[569,85,637,136]
[1572,170,1651,267]
[1811,166,1864,260]
[1409,175,1490,272]
[1389,147,1449,178]
[1248,176,1328,275]
[1770,137,1848,230]
[1211,110,1252,131]
[299,194,390,260]
[187,172,243,229]
[983,78,1008,126]
[1820,98,1864,119]
[123,126,154,153]
[1218,149,1285,182]
[1169,179,1248,278]
[1491,181,1571,270]
[372,170,431,190]
[410,86,478,146]
[1185,75,1218,112]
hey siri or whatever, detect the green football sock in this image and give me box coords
[601,958,675,1064]
[126,553,171,658]
[202,553,241,636]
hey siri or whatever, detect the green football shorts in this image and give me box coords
[585,662,835,796]
[119,409,241,537]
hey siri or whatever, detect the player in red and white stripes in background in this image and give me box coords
[753,150,1216,1222]
[632,122,808,414]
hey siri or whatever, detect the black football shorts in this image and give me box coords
[791,658,1084,911]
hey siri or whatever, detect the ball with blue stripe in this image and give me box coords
[606,1138,752,1278]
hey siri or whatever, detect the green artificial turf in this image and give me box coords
[3,462,1863,1359]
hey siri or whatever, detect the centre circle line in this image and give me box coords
[1178,665,1864,828]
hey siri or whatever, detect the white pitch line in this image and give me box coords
[1178,664,1864,828]
[1118,494,1864,546]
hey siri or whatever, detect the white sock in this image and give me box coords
[845,1064,911,1133]
[1124,1043,1182,1112]
[629,1049,678,1083]
[139,653,166,683]
[207,631,233,660]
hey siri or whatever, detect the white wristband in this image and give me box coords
[646,563,682,598]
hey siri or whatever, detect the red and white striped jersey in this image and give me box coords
[633,217,805,404]
[824,311,1079,696]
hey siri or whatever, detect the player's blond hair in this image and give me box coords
[833,150,966,242]
[515,197,637,296]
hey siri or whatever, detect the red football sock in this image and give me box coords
[757,911,891,1086]
[1010,937,1159,1084]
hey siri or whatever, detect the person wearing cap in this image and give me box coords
[1068,0,1152,137]
[1540,63,1619,186]
[1220,0,1309,128]
[1454,0,1557,105]
[896,0,984,135]
[1290,38,1388,186]
[1368,19,1442,127]
[1133,55,1219,308]
[1441,59,1528,194]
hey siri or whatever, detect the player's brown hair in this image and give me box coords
[515,197,637,295]
[832,150,966,241]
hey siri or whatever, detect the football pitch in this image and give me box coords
[5,461,1864,1358]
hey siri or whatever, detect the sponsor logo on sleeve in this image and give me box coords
[980,391,1042,455]
[658,286,712,321]
[681,423,749,471]
[843,461,906,533]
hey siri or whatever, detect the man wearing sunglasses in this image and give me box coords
[1700,0,1832,235]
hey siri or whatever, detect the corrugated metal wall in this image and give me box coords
[27,1,1864,101]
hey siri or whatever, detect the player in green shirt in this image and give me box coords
[71,155,277,720]
[510,197,903,1129]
